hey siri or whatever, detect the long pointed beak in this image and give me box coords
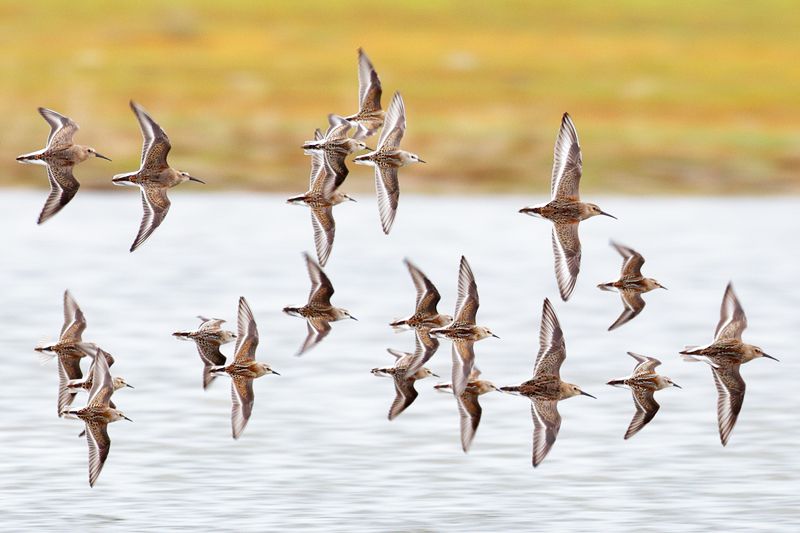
[350,316,358,321]
[600,211,617,219]
[418,158,427,163]
[660,286,668,290]
[348,196,357,202]
[123,415,133,422]
[672,383,682,389]
[431,372,440,378]
[762,353,779,361]
[125,384,135,389]
[491,333,500,339]
[94,152,112,161]
[188,176,205,184]
[580,390,597,399]
[272,370,281,376]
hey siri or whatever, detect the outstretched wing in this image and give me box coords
[85,421,111,487]
[374,164,399,235]
[608,290,646,331]
[405,259,442,317]
[310,207,335,267]
[624,386,660,439]
[357,48,382,114]
[376,92,405,150]
[130,101,171,171]
[39,107,79,149]
[534,298,566,378]
[611,241,645,279]
[451,341,475,397]
[711,364,746,446]
[233,297,259,363]
[453,256,479,325]
[628,352,661,375]
[61,290,87,342]
[304,252,335,307]
[297,318,332,356]
[552,223,581,301]
[551,113,582,201]
[403,327,440,379]
[130,185,171,252]
[457,390,483,453]
[388,374,419,420]
[714,282,748,342]
[531,398,561,467]
[230,376,255,439]
[38,163,80,224]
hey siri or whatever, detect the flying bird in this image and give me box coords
[173,316,237,389]
[112,101,204,252]
[520,113,616,300]
[607,352,680,439]
[500,299,595,467]
[598,241,666,330]
[354,91,425,234]
[372,339,438,420]
[16,108,111,224]
[434,367,500,453]
[680,283,777,446]
[342,48,385,136]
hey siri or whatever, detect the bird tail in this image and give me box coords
[499,386,521,394]
[16,150,45,163]
[433,383,453,392]
[389,318,408,329]
[286,195,307,205]
[172,331,192,340]
[519,206,544,218]
[597,282,617,292]
[606,379,626,387]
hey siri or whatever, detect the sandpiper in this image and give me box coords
[112,101,204,252]
[211,297,279,439]
[401,327,441,381]
[500,298,595,467]
[519,113,615,301]
[283,252,356,355]
[598,241,666,330]
[302,114,370,180]
[607,352,680,439]
[287,148,356,266]
[34,290,114,416]
[173,316,236,389]
[58,346,131,418]
[342,48,385,136]
[434,367,499,452]
[372,339,438,420]
[680,282,777,446]
[390,258,453,331]
[354,91,425,234]
[430,256,497,397]
[61,343,132,487]
[16,108,111,224]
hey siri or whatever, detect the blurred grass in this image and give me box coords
[0,0,798,194]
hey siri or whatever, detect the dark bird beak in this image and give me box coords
[580,391,597,399]
[123,415,133,422]
[94,152,112,161]
[418,158,427,163]
[660,285,668,290]
[272,370,281,376]
[491,333,500,339]
[348,196,357,202]
[600,211,617,219]
[431,372,440,378]
[350,316,358,321]
[188,175,205,184]
[762,353,779,361]
[672,383,682,389]
[126,384,135,389]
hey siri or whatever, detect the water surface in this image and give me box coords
[0,192,797,531]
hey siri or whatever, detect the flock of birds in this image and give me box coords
[20,49,777,486]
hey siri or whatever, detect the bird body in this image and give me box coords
[342,48,385,136]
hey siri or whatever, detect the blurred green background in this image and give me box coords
[1,0,798,194]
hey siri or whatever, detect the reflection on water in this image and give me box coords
[0,191,798,531]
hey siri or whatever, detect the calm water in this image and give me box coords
[0,191,798,531]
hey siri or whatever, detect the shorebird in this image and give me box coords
[173,316,236,389]
[598,241,666,330]
[519,113,615,301]
[372,340,438,420]
[287,148,356,266]
[211,297,279,439]
[61,343,132,487]
[112,101,204,252]
[430,256,498,397]
[16,108,111,224]
[500,298,595,467]
[34,290,114,416]
[434,367,500,452]
[607,352,680,439]
[680,282,777,446]
[283,252,356,355]
[302,114,370,182]
[390,258,453,331]
[342,48,385,136]
[354,91,425,234]
[58,346,131,419]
